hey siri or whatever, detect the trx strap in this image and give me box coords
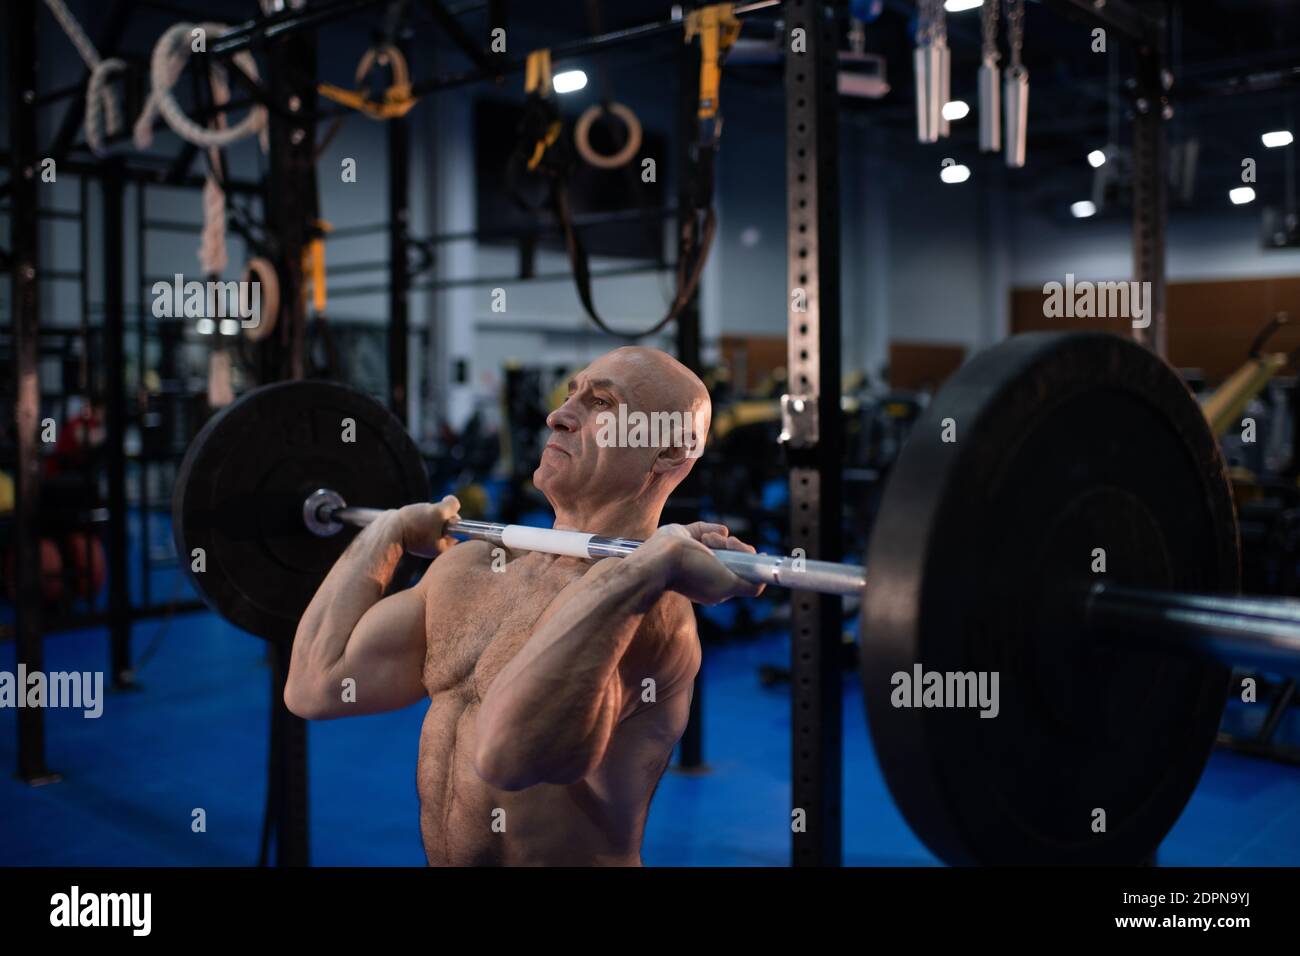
[507,49,567,215]
[318,44,418,120]
[509,4,739,339]
[301,219,339,377]
[685,3,742,125]
[301,220,332,314]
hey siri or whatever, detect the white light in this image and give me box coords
[1087,149,1107,168]
[1262,130,1294,148]
[219,319,240,336]
[940,163,971,184]
[1071,200,1097,219]
[942,100,970,121]
[196,318,215,335]
[1230,186,1256,205]
[552,70,588,94]
[944,0,984,11]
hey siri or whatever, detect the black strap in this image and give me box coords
[551,177,715,339]
[509,114,719,339]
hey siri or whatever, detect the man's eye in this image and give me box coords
[593,397,609,408]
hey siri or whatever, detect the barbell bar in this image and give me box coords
[1086,584,1300,672]
[171,333,1300,865]
[300,488,868,597]
[302,490,1300,669]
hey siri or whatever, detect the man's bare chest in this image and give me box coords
[420,552,588,700]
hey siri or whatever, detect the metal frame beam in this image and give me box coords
[7,0,57,786]
[784,0,844,868]
[101,161,134,687]
[674,32,706,773]
[388,35,412,422]
[1131,37,1170,356]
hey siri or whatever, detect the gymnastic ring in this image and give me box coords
[575,101,642,170]
[241,257,280,342]
[355,44,410,90]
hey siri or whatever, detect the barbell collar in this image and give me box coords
[306,489,867,597]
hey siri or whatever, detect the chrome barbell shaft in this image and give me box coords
[303,489,867,597]
[1086,583,1300,673]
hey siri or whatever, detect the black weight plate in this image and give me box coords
[173,381,429,644]
[862,332,1238,865]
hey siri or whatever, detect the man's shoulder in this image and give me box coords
[415,538,497,594]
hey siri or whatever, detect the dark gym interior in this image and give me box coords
[2,0,1299,890]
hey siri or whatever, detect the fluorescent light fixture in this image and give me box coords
[944,0,983,11]
[1229,186,1256,205]
[942,100,970,121]
[196,318,215,335]
[219,319,240,336]
[1071,200,1097,219]
[552,70,588,94]
[1087,149,1107,168]
[940,163,971,184]
[1262,130,1294,148]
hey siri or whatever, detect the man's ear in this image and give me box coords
[652,443,692,474]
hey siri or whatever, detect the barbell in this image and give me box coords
[172,331,1300,865]
[300,488,866,595]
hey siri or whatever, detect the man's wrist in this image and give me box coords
[624,540,679,600]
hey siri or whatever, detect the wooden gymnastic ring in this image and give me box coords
[574,101,642,170]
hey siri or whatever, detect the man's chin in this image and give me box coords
[532,465,558,493]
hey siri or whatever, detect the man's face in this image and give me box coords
[533,353,669,510]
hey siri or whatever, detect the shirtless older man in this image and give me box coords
[284,346,763,865]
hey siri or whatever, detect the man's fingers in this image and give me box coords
[682,521,728,540]
[725,536,757,554]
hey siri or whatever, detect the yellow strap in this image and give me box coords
[527,121,563,171]
[525,49,553,97]
[319,43,418,120]
[685,3,741,120]
[317,82,418,119]
[301,221,332,313]
[1200,353,1289,437]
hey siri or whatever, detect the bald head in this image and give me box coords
[533,347,712,534]
[601,346,712,443]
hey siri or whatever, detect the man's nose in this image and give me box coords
[546,403,579,431]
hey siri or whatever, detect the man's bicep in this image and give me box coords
[332,583,429,715]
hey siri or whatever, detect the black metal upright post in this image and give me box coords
[675,22,706,773]
[136,183,151,608]
[264,28,321,381]
[783,0,843,867]
[102,161,133,687]
[1039,1,1167,354]
[1132,38,1169,357]
[8,0,57,785]
[260,19,318,867]
[388,41,411,423]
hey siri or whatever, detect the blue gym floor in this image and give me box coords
[2,512,1299,866]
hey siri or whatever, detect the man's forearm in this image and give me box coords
[291,511,407,675]
[475,550,672,789]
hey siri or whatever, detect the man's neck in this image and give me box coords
[550,502,661,542]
